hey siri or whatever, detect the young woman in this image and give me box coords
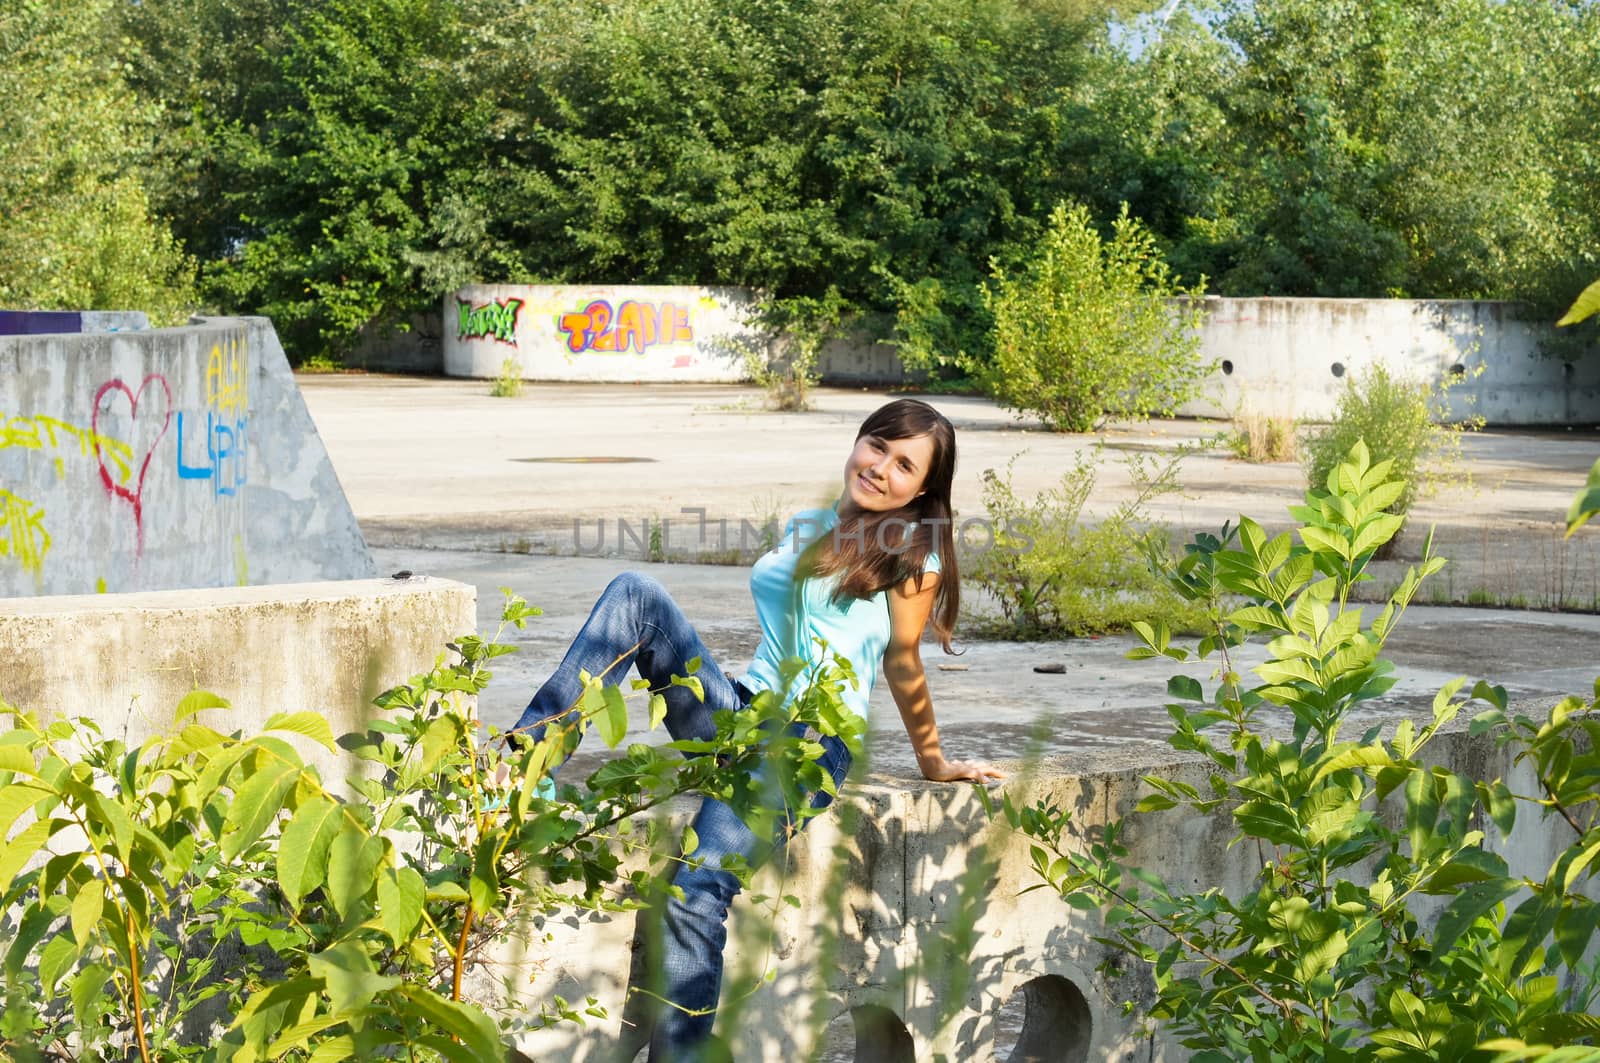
[510,398,1003,1061]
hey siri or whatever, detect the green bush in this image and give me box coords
[0,0,197,325]
[982,202,1211,433]
[1302,363,1480,521]
[997,442,1600,1059]
[965,448,1210,638]
[0,594,863,1061]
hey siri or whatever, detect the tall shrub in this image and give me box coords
[983,202,1209,432]
[1301,363,1479,523]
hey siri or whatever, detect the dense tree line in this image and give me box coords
[2,0,1596,362]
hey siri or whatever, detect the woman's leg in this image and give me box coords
[647,735,854,1062]
[511,571,739,747]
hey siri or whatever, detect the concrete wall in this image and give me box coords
[0,577,475,782]
[1179,297,1600,425]
[347,312,446,375]
[496,716,1583,1063]
[444,285,757,382]
[440,291,1598,425]
[0,315,374,597]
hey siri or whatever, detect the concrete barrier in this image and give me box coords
[438,291,1599,425]
[444,285,757,383]
[493,715,1583,1063]
[1179,297,1600,425]
[0,315,374,597]
[0,577,475,782]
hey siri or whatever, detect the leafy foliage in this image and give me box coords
[982,202,1210,432]
[0,0,196,322]
[1557,284,1600,538]
[966,447,1208,638]
[0,593,863,1060]
[1568,459,1600,539]
[1302,364,1480,525]
[87,0,1600,364]
[996,442,1600,1059]
[1139,0,1600,316]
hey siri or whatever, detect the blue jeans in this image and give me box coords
[512,572,852,1061]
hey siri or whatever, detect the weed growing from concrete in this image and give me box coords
[489,355,524,398]
[964,446,1211,638]
[1226,406,1297,463]
[1302,363,1481,528]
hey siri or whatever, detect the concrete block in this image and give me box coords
[0,576,475,782]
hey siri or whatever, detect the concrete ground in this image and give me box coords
[302,376,1600,779]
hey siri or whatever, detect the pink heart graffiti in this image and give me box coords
[93,375,173,555]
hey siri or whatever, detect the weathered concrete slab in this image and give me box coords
[0,577,474,782]
[0,315,374,597]
[481,718,1573,1063]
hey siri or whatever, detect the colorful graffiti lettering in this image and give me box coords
[558,300,693,355]
[207,336,249,417]
[0,412,133,482]
[92,374,173,554]
[0,489,50,581]
[457,297,524,345]
[177,411,248,495]
[178,338,249,497]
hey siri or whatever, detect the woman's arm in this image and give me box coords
[883,572,1005,784]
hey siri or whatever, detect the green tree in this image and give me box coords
[1137,0,1600,310]
[123,0,1150,364]
[0,0,196,322]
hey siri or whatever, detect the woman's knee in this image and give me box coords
[605,570,670,607]
[671,862,743,915]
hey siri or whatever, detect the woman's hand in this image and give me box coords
[917,754,1006,785]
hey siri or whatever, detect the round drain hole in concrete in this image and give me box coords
[996,975,1092,1063]
[512,456,657,463]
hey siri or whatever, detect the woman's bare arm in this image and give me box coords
[883,572,1005,784]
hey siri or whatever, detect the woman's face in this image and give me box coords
[843,432,935,512]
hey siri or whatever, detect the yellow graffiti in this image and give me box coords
[234,532,249,587]
[206,335,249,417]
[0,490,51,580]
[0,412,135,484]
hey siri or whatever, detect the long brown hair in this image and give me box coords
[801,399,961,653]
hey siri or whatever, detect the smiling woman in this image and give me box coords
[504,397,1003,1060]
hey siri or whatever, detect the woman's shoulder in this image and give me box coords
[784,506,839,541]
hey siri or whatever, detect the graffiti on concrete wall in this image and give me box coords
[1,412,135,482]
[457,296,524,345]
[0,333,252,580]
[557,299,693,355]
[92,374,173,554]
[0,489,51,581]
[1,412,140,579]
[178,337,250,497]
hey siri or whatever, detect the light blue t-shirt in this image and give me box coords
[740,507,941,720]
